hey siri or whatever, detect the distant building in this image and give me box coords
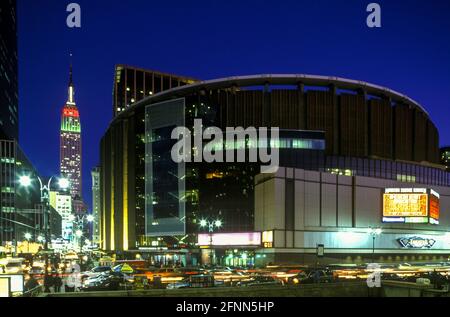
[440,147,450,172]
[34,204,62,240]
[112,65,198,117]
[60,64,82,199]
[0,0,18,141]
[91,167,101,246]
[49,191,73,240]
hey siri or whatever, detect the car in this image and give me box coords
[144,268,184,283]
[81,271,132,291]
[81,266,112,280]
[1,258,25,274]
[28,266,45,275]
[237,276,284,287]
[302,270,333,283]
[288,270,334,285]
[166,274,223,289]
[166,278,190,289]
[287,272,309,285]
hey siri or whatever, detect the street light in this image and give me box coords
[70,213,95,251]
[24,233,32,253]
[199,218,223,233]
[198,217,224,266]
[19,175,32,187]
[58,178,70,190]
[368,227,382,262]
[19,174,70,287]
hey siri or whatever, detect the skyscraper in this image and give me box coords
[60,63,82,199]
[0,0,18,141]
[91,167,101,246]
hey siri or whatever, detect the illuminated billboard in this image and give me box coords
[198,232,261,246]
[0,278,10,298]
[383,188,440,224]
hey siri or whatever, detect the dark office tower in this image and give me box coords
[112,65,198,117]
[60,64,82,199]
[0,140,43,246]
[0,0,18,141]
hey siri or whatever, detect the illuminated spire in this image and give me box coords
[68,53,75,104]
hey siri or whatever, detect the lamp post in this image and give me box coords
[368,228,382,263]
[19,174,69,286]
[199,218,223,233]
[75,229,83,252]
[24,233,32,253]
[198,218,223,266]
[69,214,94,252]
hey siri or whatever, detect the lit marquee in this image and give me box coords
[198,232,261,246]
[383,188,440,224]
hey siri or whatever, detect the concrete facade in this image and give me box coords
[255,167,450,265]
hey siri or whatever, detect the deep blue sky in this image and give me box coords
[18,0,450,210]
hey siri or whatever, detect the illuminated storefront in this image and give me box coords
[198,232,262,266]
[254,167,450,265]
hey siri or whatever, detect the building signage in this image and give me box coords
[198,232,261,246]
[317,244,325,257]
[383,188,440,224]
[398,237,436,249]
[429,194,440,220]
[262,231,273,248]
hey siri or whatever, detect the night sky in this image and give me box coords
[17,0,450,210]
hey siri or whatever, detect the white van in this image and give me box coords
[0,258,25,274]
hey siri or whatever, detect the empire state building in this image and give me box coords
[60,64,82,199]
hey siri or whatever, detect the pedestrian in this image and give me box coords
[43,274,53,293]
[312,270,321,284]
[53,273,63,293]
[65,268,77,293]
[24,274,39,292]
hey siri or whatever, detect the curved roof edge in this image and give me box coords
[117,74,429,122]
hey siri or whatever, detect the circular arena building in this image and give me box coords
[100,73,450,266]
